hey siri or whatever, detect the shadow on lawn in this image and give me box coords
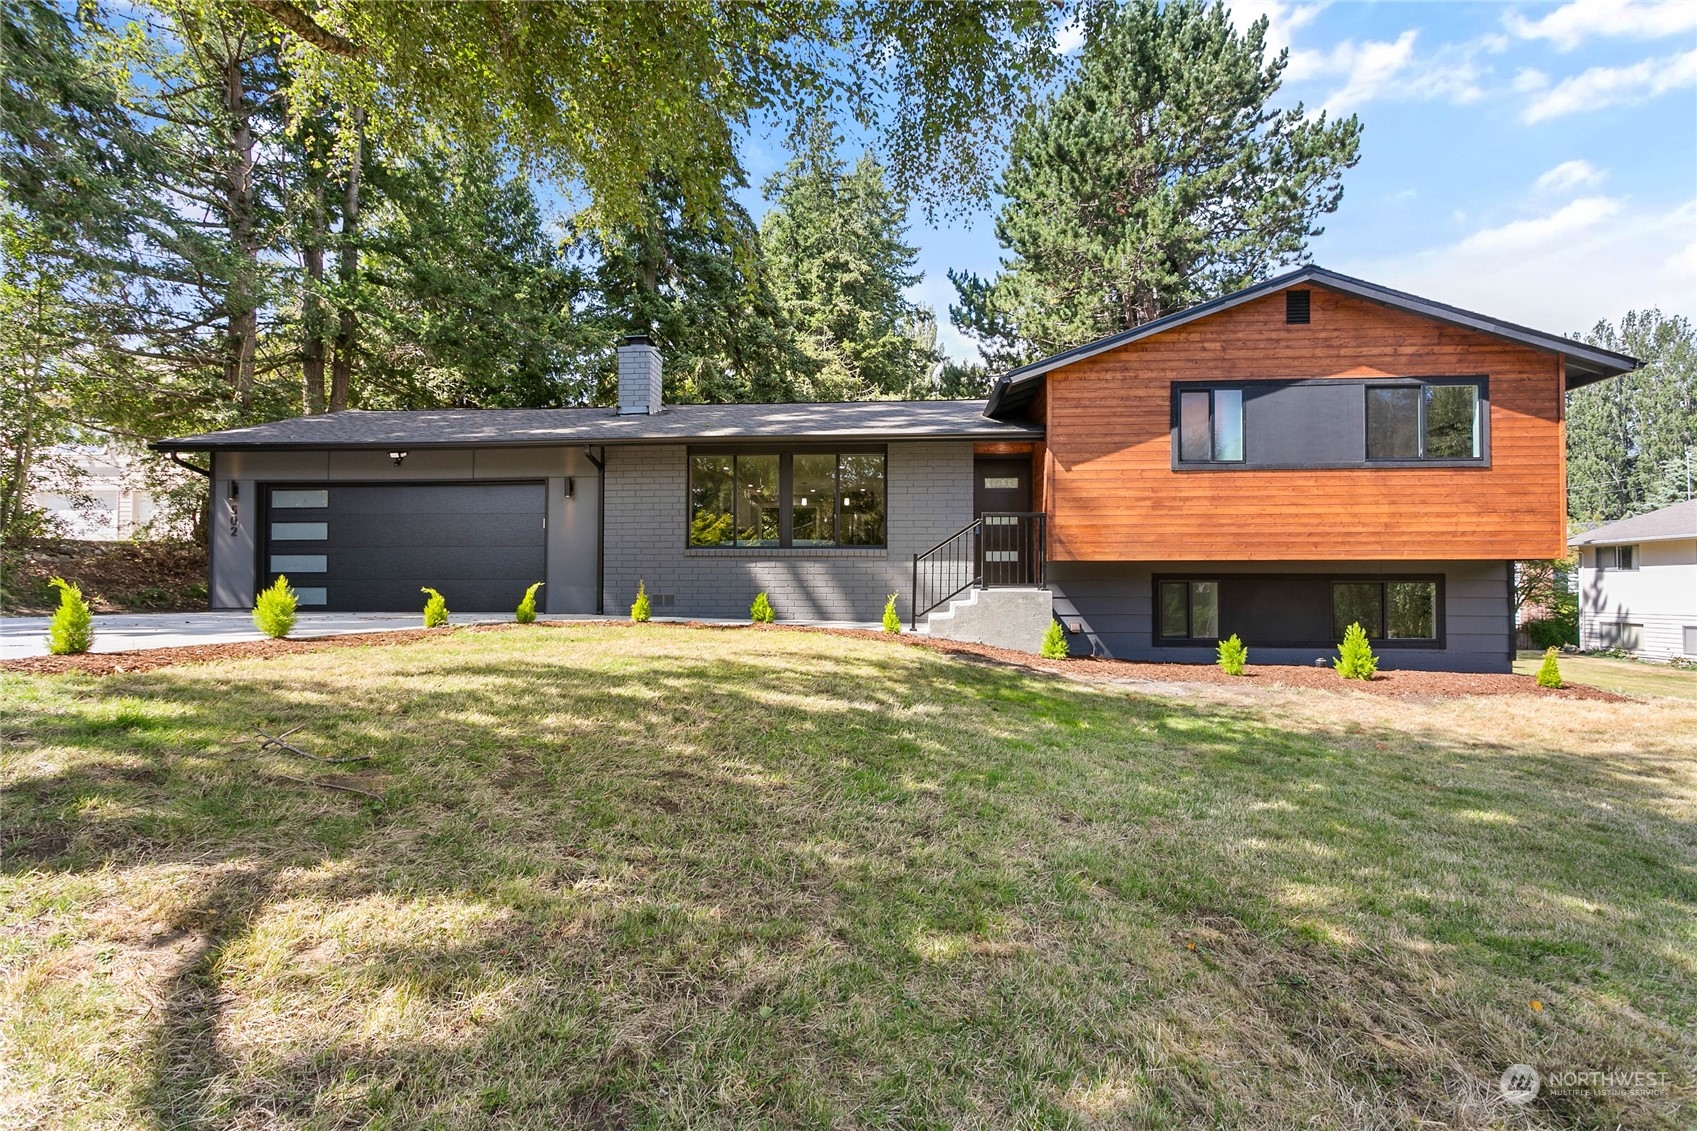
[3,630,1693,1128]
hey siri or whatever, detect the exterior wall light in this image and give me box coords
[389,451,408,466]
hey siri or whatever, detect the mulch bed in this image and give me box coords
[1,619,1627,701]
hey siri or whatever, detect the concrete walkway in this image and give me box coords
[0,611,886,661]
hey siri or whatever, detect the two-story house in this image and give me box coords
[152,267,1639,672]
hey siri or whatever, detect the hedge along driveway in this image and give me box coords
[2,624,1694,1128]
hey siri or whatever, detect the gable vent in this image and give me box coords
[1285,289,1311,324]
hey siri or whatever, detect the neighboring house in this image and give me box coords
[29,447,159,539]
[152,266,1639,671]
[1569,500,1697,661]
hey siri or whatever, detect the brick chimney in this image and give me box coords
[617,334,662,415]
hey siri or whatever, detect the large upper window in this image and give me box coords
[689,451,885,548]
[1331,580,1438,640]
[1178,389,1244,462]
[1366,382,1481,461]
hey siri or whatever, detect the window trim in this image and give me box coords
[687,446,887,551]
[1365,377,1487,464]
[1150,572,1447,649]
[1169,376,1491,471]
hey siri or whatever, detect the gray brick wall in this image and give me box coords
[603,442,974,621]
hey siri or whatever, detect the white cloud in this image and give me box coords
[1534,159,1607,193]
[1505,0,1697,52]
[1522,48,1697,123]
[1054,13,1086,56]
[1228,1,1328,60]
[1454,196,1622,255]
[1335,194,1697,334]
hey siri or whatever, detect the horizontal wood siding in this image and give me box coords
[1045,287,1567,561]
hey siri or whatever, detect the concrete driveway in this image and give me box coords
[0,611,513,661]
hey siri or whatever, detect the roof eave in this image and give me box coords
[980,265,1642,419]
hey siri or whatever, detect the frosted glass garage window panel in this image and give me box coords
[270,555,327,574]
[293,588,327,606]
[271,490,328,508]
[271,522,327,541]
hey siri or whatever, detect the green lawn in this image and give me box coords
[1514,649,1697,701]
[4,625,1694,1128]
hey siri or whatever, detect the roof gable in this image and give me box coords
[984,266,1640,420]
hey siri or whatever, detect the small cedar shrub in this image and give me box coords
[421,586,449,628]
[1216,633,1248,676]
[252,575,298,639]
[515,581,543,624]
[46,577,94,655]
[1535,646,1563,689]
[631,580,651,622]
[1039,620,1069,659]
[1334,622,1378,680]
[881,593,901,634]
[750,591,775,624]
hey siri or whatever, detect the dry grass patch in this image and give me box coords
[3,625,1694,1129]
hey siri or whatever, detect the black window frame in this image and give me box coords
[1172,386,1246,464]
[1155,578,1222,643]
[1329,577,1444,644]
[1365,377,1486,464]
[686,445,887,550]
[1170,376,1490,471]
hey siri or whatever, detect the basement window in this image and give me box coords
[1331,580,1438,641]
[1158,580,1220,641]
[689,450,885,548]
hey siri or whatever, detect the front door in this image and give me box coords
[974,456,1034,586]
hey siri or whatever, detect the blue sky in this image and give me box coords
[735,1,1697,363]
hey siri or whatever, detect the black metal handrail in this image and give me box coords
[911,511,1046,628]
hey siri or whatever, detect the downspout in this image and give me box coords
[584,445,605,614]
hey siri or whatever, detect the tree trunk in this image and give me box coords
[219,44,260,409]
[328,108,364,413]
[301,171,327,414]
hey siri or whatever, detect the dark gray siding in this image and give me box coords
[1048,559,1512,672]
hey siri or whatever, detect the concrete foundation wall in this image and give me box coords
[1047,559,1513,672]
[209,446,602,615]
[602,442,975,621]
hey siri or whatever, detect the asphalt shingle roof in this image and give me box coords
[152,400,1042,451]
[1568,500,1697,546]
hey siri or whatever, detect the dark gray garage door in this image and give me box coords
[263,482,546,612]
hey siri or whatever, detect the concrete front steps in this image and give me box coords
[917,586,1053,653]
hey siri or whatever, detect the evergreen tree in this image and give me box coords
[354,150,592,409]
[761,118,937,400]
[569,176,802,404]
[951,0,1361,369]
[1568,311,1696,522]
